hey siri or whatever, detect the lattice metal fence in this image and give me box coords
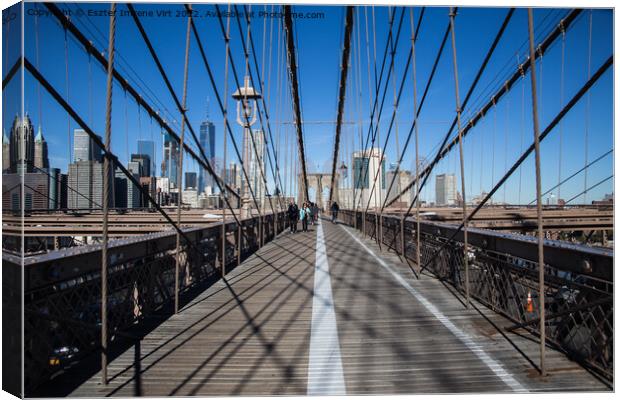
[339,210,613,382]
[5,212,287,394]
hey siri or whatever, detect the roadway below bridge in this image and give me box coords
[3,206,612,239]
[43,217,607,396]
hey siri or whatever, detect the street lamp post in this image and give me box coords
[232,75,261,219]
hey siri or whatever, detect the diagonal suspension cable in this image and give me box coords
[328,6,355,205]
[240,5,287,204]
[44,2,240,202]
[283,5,309,202]
[384,7,514,210]
[387,8,580,210]
[352,7,403,211]
[529,149,613,205]
[231,5,285,212]
[129,2,264,225]
[23,57,194,244]
[419,54,613,274]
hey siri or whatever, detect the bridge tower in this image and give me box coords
[299,172,340,211]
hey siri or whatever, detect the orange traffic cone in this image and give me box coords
[526,291,534,313]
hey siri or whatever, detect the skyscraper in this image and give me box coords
[68,129,108,209]
[130,153,151,177]
[122,161,144,208]
[34,126,49,170]
[73,129,103,162]
[3,130,10,172]
[226,162,242,189]
[185,171,197,190]
[386,168,412,205]
[161,132,179,188]
[137,139,156,176]
[436,173,457,206]
[68,161,105,209]
[243,129,265,207]
[352,148,385,208]
[9,114,35,173]
[198,120,215,194]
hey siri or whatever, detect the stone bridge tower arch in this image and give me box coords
[297,173,339,211]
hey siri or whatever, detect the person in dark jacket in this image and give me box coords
[330,201,340,223]
[287,200,299,233]
[311,202,319,224]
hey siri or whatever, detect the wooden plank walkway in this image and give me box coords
[69,218,609,396]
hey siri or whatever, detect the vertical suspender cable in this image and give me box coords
[491,100,496,204]
[526,8,546,376]
[503,83,509,204]
[449,7,469,306]
[100,3,116,385]
[175,12,192,314]
[222,5,231,274]
[409,7,421,272]
[64,28,72,164]
[583,10,592,204]
[557,22,565,201]
[518,63,525,204]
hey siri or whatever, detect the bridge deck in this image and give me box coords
[69,219,607,396]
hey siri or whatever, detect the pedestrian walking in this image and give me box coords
[312,203,319,224]
[287,200,299,233]
[307,202,314,226]
[330,201,340,223]
[300,202,308,232]
[304,203,312,230]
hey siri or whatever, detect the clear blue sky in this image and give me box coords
[3,3,613,205]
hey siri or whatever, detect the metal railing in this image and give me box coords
[339,209,613,382]
[4,211,287,394]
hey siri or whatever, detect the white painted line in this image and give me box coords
[307,219,346,395]
[340,225,528,393]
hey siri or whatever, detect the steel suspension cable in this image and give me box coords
[448,7,470,305]
[174,14,192,315]
[531,149,613,205]
[45,2,240,201]
[329,6,355,205]
[557,23,566,200]
[354,7,405,213]
[24,58,196,244]
[379,9,453,211]
[222,4,231,272]
[100,4,116,385]
[387,9,582,211]
[410,7,422,274]
[182,5,263,218]
[363,18,414,214]
[385,8,513,209]
[282,5,309,202]
[354,7,400,214]
[127,3,246,206]
[583,10,593,204]
[526,8,546,376]
[238,5,286,208]
[234,7,285,213]
[566,175,613,205]
[419,54,613,278]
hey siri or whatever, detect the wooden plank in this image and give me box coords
[65,219,609,396]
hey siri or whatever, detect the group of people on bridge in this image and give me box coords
[286,200,340,233]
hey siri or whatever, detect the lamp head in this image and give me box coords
[232,76,261,101]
